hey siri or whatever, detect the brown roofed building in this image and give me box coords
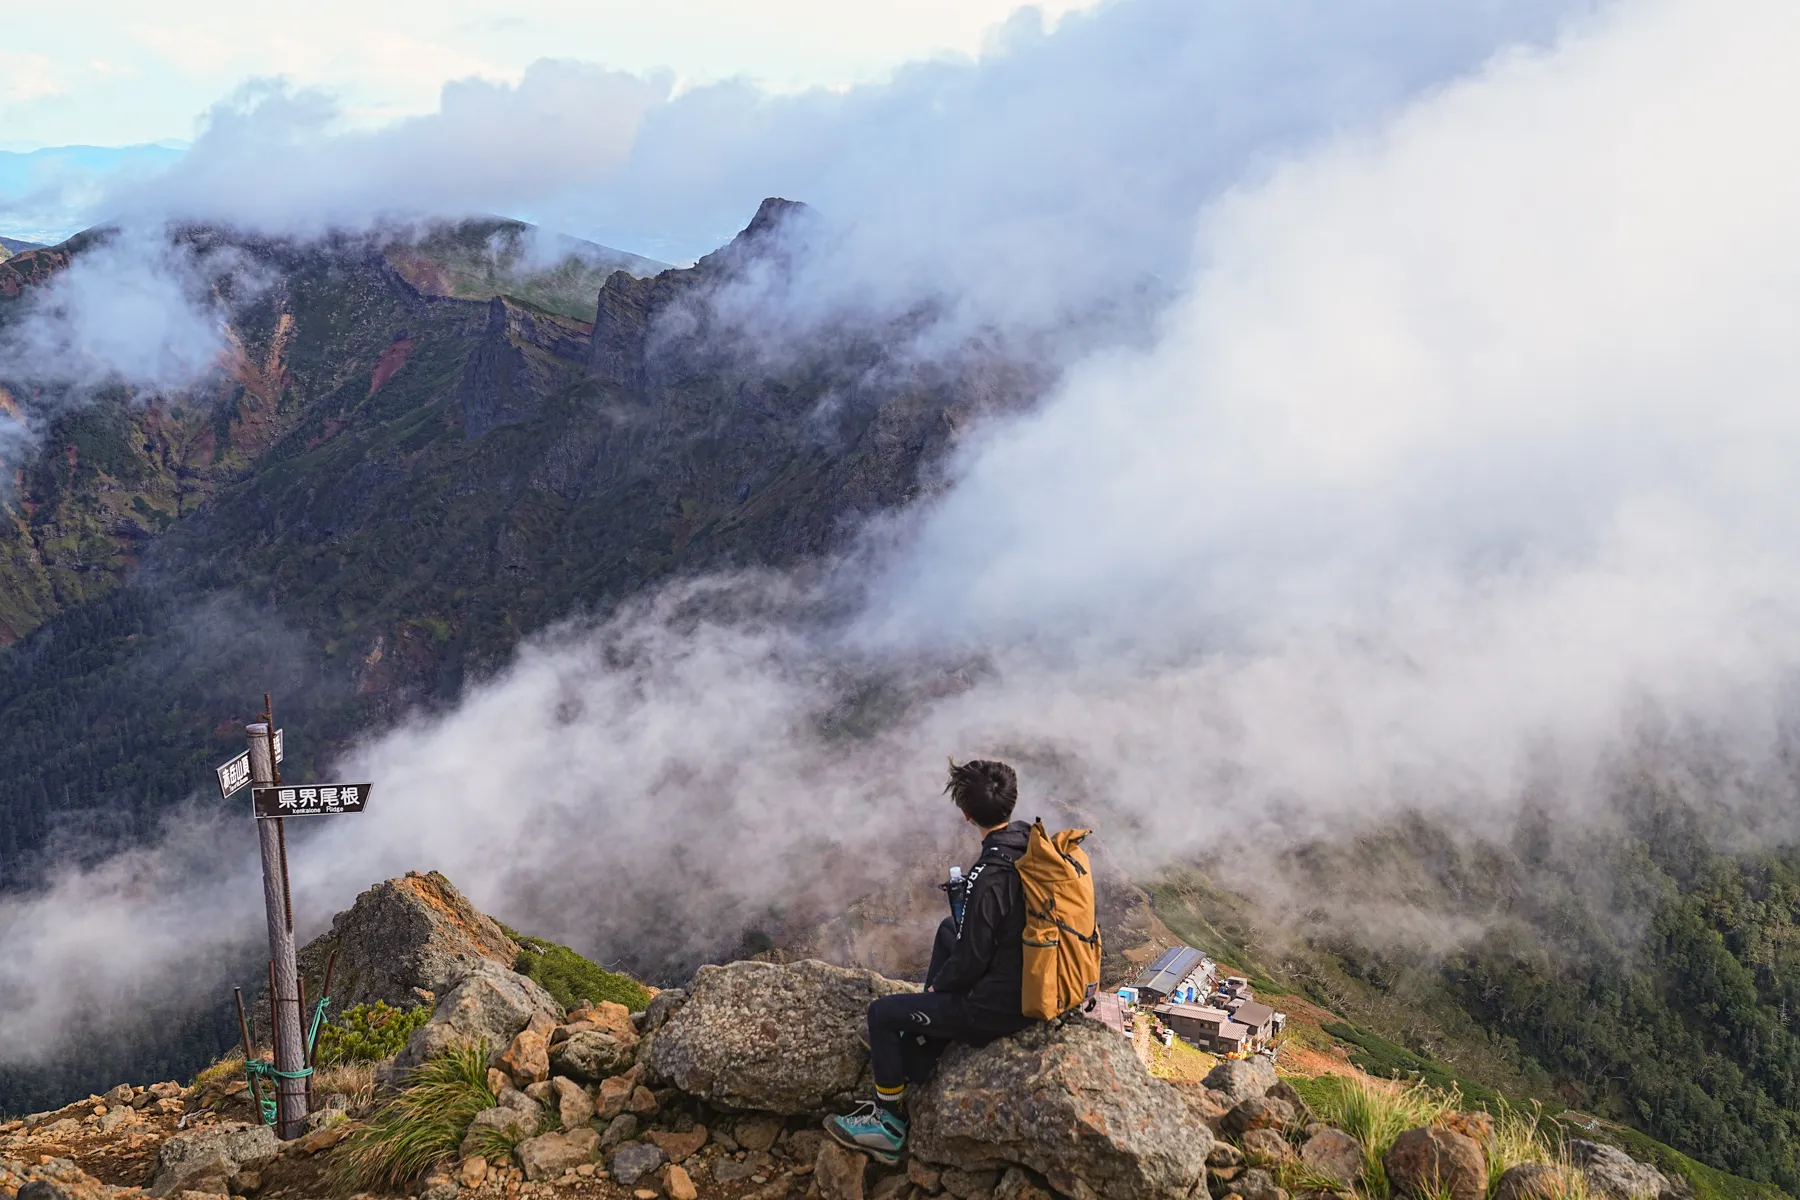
[1153,1003,1256,1053]
[1230,1000,1277,1037]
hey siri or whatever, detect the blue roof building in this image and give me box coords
[1134,945,1211,1002]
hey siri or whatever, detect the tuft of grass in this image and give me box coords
[1487,1101,1556,1190]
[315,1001,431,1067]
[337,1042,496,1190]
[191,1048,246,1091]
[1307,1074,1457,1197]
[311,1060,379,1115]
[1280,1159,1363,1195]
[506,929,650,1012]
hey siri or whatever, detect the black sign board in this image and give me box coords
[215,729,284,799]
[252,782,371,819]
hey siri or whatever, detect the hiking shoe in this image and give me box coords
[824,1102,907,1165]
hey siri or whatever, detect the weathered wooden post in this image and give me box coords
[215,697,371,1136]
[248,714,307,1139]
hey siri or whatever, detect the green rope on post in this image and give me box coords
[306,995,331,1060]
[243,1057,312,1125]
[242,996,332,1127]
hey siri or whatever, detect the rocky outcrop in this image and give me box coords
[391,961,562,1076]
[1571,1140,1683,1200]
[909,1015,1211,1200]
[1384,1127,1487,1200]
[1203,1058,1278,1105]
[146,1122,280,1197]
[2,1157,126,1200]
[297,871,521,1013]
[643,959,913,1114]
[460,298,593,439]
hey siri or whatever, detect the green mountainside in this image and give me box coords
[383,217,667,321]
[3,208,1799,1200]
[1152,795,1800,1196]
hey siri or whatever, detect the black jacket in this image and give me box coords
[932,821,1031,1029]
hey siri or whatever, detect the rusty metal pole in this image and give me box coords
[233,987,265,1124]
[249,717,307,1139]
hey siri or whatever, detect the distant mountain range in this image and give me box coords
[0,143,185,245]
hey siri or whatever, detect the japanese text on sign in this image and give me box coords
[214,728,284,800]
[217,753,251,799]
[251,782,372,819]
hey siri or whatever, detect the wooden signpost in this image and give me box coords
[214,694,371,1140]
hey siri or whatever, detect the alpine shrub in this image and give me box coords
[314,1001,431,1067]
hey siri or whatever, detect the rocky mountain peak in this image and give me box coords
[296,871,521,1014]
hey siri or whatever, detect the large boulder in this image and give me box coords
[643,959,914,1114]
[1223,1096,1294,1137]
[1494,1163,1568,1200]
[551,1076,595,1129]
[1203,1058,1277,1105]
[1171,1082,1234,1132]
[516,1127,601,1181]
[392,961,563,1076]
[147,1122,280,1197]
[1384,1127,1486,1200]
[1571,1141,1681,1200]
[459,1091,543,1160]
[298,871,521,1011]
[909,1015,1211,1200]
[551,1030,636,1084]
[1299,1128,1363,1188]
[609,1142,666,1188]
[1241,1129,1295,1169]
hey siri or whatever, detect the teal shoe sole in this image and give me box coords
[823,1118,904,1166]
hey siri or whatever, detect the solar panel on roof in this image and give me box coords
[1135,946,1207,995]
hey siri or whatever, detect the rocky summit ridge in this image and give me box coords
[0,871,1709,1200]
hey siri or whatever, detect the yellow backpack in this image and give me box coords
[1017,819,1103,1019]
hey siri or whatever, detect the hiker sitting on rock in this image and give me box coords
[825,759,1037,1164]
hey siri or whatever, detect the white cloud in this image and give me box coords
[1,51,63,104]
[0,227,255,398]
[102,0,1580,337]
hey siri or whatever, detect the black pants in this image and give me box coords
[867,919,1023,1092]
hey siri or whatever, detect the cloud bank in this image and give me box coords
[98,0,1581,333]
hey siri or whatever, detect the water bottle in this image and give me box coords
[946,865,967,929]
